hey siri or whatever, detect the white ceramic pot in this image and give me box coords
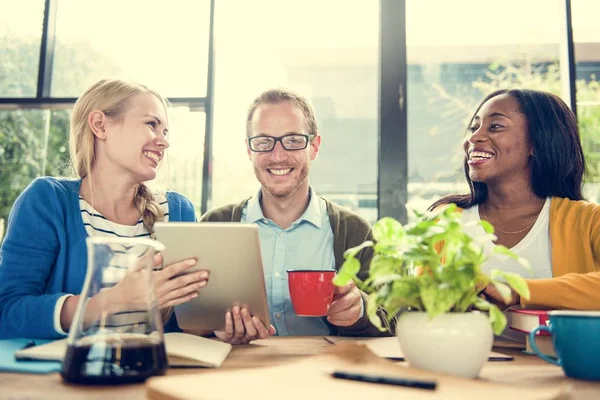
[396,311,493,378]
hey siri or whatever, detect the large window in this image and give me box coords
[157,108,206,209]
[0,109,70,221]
[52,0,210,98]
[0,106,204,224]
[0,0,211,228]
[3,0,600,233]
[572,0,600,202]
[0,0,45,97]
[211,0,379,223]
[406,0,567,214]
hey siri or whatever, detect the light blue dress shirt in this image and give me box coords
[241,187,335,336]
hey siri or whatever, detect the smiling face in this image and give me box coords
[247,101,321,198]
[96,93,169,183]
[464,93,533,186]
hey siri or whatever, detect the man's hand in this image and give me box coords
[482,284,520,310]
[214,306,276,344]
[326,281,363,326]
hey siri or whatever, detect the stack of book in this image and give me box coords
[508,309,555,357]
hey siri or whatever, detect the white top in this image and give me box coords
[461,197,552,341]
[53,193,169,335]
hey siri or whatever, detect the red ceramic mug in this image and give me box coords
[287,269,335,316]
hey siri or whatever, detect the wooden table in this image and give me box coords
[0,337,598,399]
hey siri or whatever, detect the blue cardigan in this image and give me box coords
[0,177,196,339]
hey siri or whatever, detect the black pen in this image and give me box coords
[331,371,437,391]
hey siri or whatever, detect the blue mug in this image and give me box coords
[530,311,600,381]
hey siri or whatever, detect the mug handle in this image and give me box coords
[529,326,560,366]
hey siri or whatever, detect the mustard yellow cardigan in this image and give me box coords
[518,197,600,310]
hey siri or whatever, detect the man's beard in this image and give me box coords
[254,163,311,198]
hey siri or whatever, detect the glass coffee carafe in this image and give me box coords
[61,237,168,384]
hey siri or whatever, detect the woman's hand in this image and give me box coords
[152,254,209,309]
[482,284,520,310]
[109,254,209,312]
[214,306,276,344]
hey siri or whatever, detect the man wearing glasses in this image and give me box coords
[201,89,388,344]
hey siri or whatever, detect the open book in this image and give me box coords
[14,332,231,368]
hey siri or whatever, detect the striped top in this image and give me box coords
[54,192,170,335]
[80,193,170,238]
[82,193,169,333]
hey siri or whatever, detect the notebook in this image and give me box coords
[324,336,513,361]
[14,332,232,368]
[0,339,62,374]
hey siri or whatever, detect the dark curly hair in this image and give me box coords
[429,89,585,211]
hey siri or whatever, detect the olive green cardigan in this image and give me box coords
[200,197,390,337]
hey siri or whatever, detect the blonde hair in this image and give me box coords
[246,88,318,137]
[70,79,169,235]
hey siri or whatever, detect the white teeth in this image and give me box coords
[143,151,160,163]
[470,151,493,160]
[269,168,291,176]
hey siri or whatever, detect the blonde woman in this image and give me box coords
[0,79,209,339]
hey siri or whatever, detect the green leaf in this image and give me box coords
[390,278,421,303]
[420,280,464,319]
[474,296,491,311]
[475,271,491,287]
[490,280,513,304]
[333,258,361,286]
[473,298,507,335]
[373,242,403,257]
[428,203,457,220]
[454,290,478,312]
[343,241,374,259]
[488,304,507,335]
[369,254,402,277]
[491,270,531,301]
[435,262,478,292]
[479,219,495,234]
[366,292,385,331]
[372,217,405,244]
[371,274,403,287]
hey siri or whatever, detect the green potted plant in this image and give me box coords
[334,204,530,378]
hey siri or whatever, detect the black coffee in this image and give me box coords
[61,337,168,384]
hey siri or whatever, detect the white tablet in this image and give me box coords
[154,222,270,333]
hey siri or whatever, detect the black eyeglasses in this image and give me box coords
[247,134,315,152]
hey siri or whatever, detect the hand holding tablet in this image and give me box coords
[214,306,276,344]
[151,255,210,309]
